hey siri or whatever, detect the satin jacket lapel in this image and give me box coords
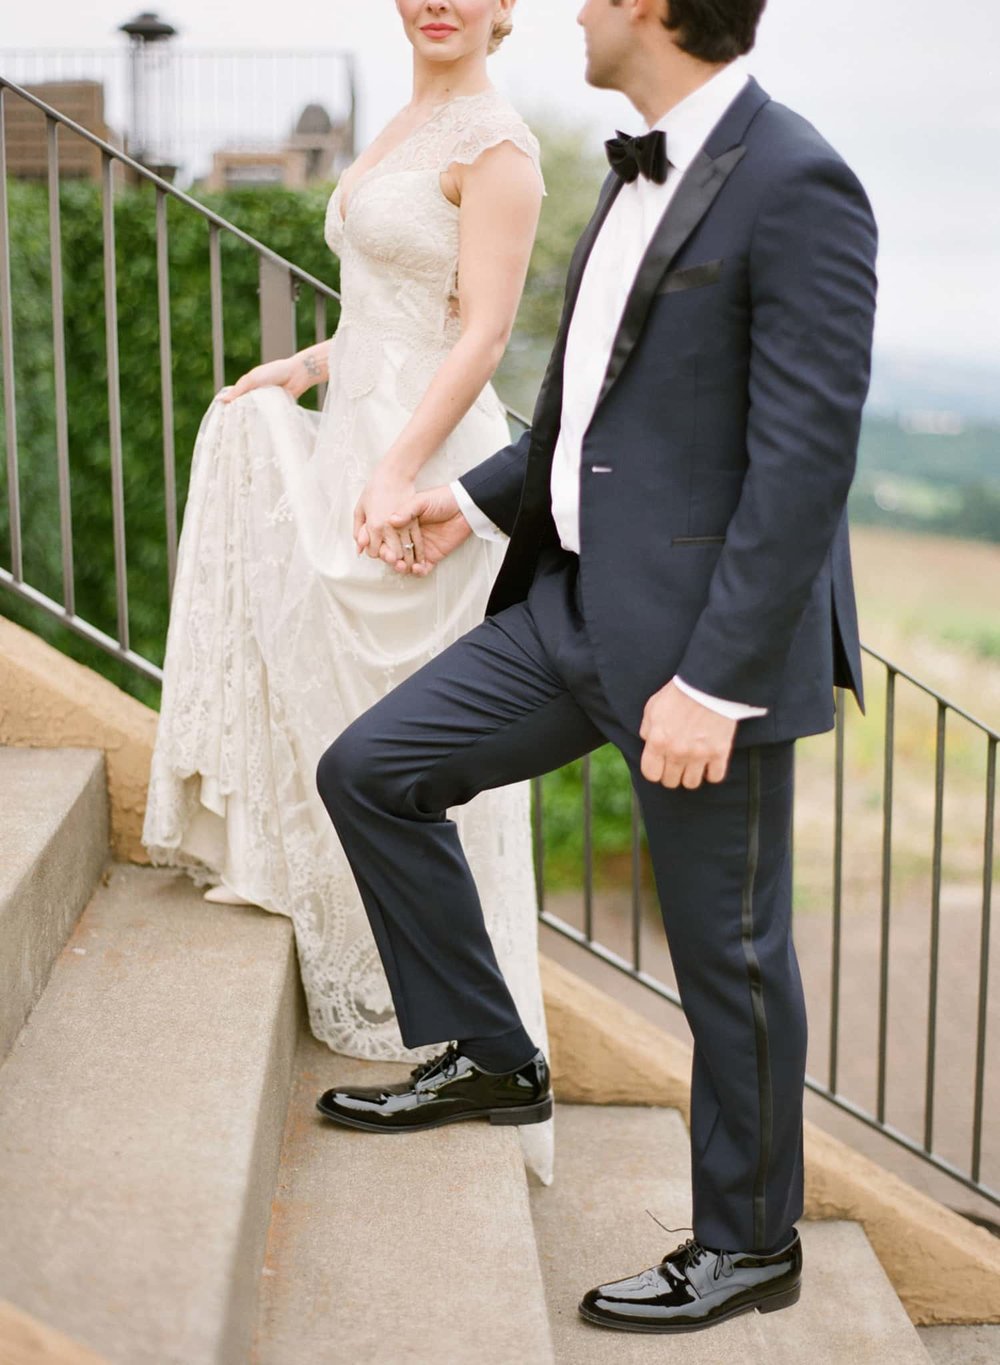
[595,76,770,409]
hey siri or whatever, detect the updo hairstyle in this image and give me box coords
[488,14,513,54]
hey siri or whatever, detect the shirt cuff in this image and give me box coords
[673,676,769,721]
[450,479,507,543]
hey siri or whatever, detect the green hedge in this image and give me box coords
[0,179,341,705]
[0,158,637,887]
[538,746,649,889]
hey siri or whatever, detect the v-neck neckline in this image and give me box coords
[336,88,496,226]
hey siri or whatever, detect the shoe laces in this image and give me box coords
[409,1042,460,1084]
[645,1211,735,1282]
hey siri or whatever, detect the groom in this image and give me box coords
[315,0,877,1335]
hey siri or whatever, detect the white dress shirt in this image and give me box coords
[453,60,766,721]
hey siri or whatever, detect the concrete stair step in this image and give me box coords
[918,1323,1000,1363]
[0,1298,112,1365]
[0,863,302,1365]
[530,1103,932,1364]
[0,746,109,1063]
[250,1026,555,1365]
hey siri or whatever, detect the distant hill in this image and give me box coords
[859,413,1000,486]
[497,337,1000,544]
[867,349,1000,427]
[853,407,1000,544]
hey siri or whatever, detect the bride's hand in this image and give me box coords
[221,347,325,404]
[385,485,472,577]
[353,464,416,563]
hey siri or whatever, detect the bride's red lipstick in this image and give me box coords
[421,23,458,39]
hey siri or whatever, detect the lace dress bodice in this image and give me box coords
[322,89,544,413]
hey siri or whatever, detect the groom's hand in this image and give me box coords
[383,485,472,577]
[639,680,737,790]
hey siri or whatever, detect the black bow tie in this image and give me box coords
[605,128,669,185]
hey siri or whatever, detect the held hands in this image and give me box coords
[354,483,472,578]
[353,464,417,566]
[355,493,733,790]
[639,680,737,790]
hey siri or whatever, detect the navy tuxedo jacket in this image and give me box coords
[459,76,879,748]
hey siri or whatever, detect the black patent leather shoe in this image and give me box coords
[315,1042,552,1132]
[579,1229,802,1333]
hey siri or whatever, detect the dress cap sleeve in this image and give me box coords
[444,105,546,196]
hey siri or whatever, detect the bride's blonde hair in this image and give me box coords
[488,13,514,55]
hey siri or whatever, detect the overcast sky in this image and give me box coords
[4,1,1000,368]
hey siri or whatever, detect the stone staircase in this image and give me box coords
[0,743,985,1364]
[530,1106,931,1364]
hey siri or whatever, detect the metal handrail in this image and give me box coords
[1,74,995,1212]
[0,74,340,680]
[0,73,529,679]
[534,663,998,1211]
[863,644,999,740]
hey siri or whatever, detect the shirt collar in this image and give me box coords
[646,61,750,175]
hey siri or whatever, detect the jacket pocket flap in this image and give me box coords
[656,259,724,294]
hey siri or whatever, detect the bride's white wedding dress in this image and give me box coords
[141,89,554,1184]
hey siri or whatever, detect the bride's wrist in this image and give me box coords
[296,342,329,387]
[379,448,422,483]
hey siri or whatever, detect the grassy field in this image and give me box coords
[541,525,1000,1200]
[540,522,1000,983]
[769,527,999,1197]
[793,523,999,916]
[852,524,1000,698]
[539,523,1000,895]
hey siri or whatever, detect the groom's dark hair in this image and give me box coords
[646,0,768,62]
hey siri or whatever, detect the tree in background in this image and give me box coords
[5,123,998,884]
[0,180,340,703]
[495,116,607,417]
[0,119,604,701]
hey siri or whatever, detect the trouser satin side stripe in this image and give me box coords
[741,745,773,1250]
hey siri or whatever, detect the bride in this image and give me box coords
[141,0,556,1183]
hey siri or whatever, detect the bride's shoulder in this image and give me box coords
[441,90,544,191]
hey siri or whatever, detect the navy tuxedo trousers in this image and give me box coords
[316,547,806,1252]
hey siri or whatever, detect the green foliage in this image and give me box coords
[519,117,607,342]
[6,122,992,886]
[494,117,607,418]
[851,415,1000,544]
[0,178,340,705]
[939,616,1000,662]
[0,123,605,703]
[537,744,648,889]
[857,413,1000,486]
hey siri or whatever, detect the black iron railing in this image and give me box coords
[0,74,341,681]
[533,659,998,1211]
[1,74,995,1212]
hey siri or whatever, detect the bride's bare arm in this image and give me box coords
[354,139,543,563]
[221,341,330,404]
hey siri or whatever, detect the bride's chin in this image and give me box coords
[412,48,454,61]
[410,35,477,62]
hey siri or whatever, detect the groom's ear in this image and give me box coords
[629,0,667,24]
[629,0,685,44]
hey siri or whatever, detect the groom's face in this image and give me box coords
[577,0,642,92]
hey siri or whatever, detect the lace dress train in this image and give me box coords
[141,90,554,1185]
